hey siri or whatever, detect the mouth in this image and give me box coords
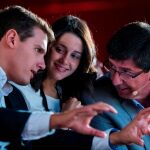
[118,88,128,92]
[31,70,37,78]
[55,63,69,72]
[115,85,130,94]
[117,87,131,96]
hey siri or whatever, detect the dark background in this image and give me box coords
[1,0,150,62]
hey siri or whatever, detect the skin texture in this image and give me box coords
[62,97,82,112]
[110,107,150,146]
[47,32,82,82]
[50,102,117,138]
[109,58,150,101]
[0,28,48,85]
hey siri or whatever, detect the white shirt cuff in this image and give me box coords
[22,111,55,140]
[91,129,114,150]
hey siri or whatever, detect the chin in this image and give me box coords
[123,95,133,99]
[55,74,66,81]
[118,91,132,99]
[17,81,29,85]
[16,78,30,85]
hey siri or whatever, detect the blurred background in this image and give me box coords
[1,0,150,62]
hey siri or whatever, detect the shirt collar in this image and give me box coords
[0,67,13,96]
[0,67,7,89]
[132,99,144,109]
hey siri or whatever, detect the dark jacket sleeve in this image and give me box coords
[0,108,30,141]
[31,129,93,150]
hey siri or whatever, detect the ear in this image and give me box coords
[5,29,19,48]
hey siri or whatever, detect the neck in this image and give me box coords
[138,94,150,108]
[136,80,150,108]
[42,78,58,99]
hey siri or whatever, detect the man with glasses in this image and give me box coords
[80,21,150,150]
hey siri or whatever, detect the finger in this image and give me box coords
[135,129,145,146]
[138,108,150,117]
[76,101,82,107]
[85,126,107,138]
[91,102,118,114]
[133,137,144,146]
[70,100,81,108]
[75,102,117,116]
[69,97,78,102]
[140,123,150,135]
[77,108,98,117]
[147,125,150,134]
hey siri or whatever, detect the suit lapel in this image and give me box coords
[5,85,28,110]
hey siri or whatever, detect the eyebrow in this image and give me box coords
[73,51,82,55]
[35,44,47,54]
[57,43,82,54]
[119,67,131,70]
[41,48,47,54]
[110,62,134,72]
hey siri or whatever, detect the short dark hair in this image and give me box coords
[0,5,54,42]
[107,21,150,72]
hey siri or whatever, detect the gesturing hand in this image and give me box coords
[51,102,117,138]
[110,107,150,146]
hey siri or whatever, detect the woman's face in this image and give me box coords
[47,32,83,81]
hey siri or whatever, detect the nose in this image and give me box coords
[59,53,70,64]
[111,71,123,86]
[37,58,46,70]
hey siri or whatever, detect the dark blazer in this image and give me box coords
[80,75,150,150]
[0,84,30,142]
[0,108,30,142]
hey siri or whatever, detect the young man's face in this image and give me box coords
[109,58,150,100]
[9,27,48,85]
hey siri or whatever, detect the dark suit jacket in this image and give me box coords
[0,84,30,142]
[0,108,30,142]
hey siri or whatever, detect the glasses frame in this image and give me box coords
[103,60,143,79]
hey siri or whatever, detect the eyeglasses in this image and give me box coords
[103,60,143,80]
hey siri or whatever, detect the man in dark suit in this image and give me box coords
[0,4,53,142]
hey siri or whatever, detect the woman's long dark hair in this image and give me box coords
[31,15,97,93]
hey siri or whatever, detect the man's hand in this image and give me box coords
[50,102,117,138]
[110,107,150,146]
[62,97,82,112]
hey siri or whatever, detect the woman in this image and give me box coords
[10,15,98,112]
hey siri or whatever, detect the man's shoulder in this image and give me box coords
[93,75,118,98]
